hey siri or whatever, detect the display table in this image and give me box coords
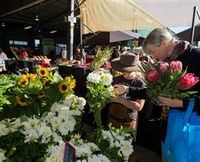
[4,59,39,74]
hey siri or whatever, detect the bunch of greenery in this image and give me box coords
[86,69,113,128]
[89,47,113,71]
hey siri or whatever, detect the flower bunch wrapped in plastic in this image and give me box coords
[142,60,199,104]
[86,69,113,128]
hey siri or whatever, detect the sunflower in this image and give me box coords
[38,68,48,77]
[16,96,28,107]
[49,72,53,77]
[26,73,36,80]
[65,76,71,83]
[70,80,76,89]
[38,93,46,98]
[59,82,68,93]
[43,78,51,89]
[18,77,29,86]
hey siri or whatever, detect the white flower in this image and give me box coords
[37,124,52,143]
[23,129,39,143]
[0,121,9,137]
[45,141,65,162]
[0,148,6,161]
[87,72,101,83]
[77,160,87,162]
[71,110,81,116]
[63,95,76,107]
[100,73,113,86]
[88,154,110,162]
[76,97,86,110]
[87,142,99,151]
[120,141,133,158]
[52,133,62,143]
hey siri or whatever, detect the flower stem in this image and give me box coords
[94,109,103,129]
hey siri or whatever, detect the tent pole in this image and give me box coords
[69,0,75,61]
[190,6,196,44]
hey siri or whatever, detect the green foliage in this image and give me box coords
[90,47,113,71]
[0,131,47,162]
[86,82,111,128]
[0,75,17,112]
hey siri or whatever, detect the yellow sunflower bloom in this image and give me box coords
[70,80,76,89]
[16,96,28,107]
[26,73,36,80]
[43,78,51,89]
[38,68,48,77]
[49,72,53,77]
[18,77,29,86]
[59,82,68,93]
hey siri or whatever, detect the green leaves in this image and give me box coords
[86,82,112,128]
[90,47,113,71]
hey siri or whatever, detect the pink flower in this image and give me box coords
[159,62,169,73]
[170,61,182,72]
[146,69,160,83]
[179,73,199,89]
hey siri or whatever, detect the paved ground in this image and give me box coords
[133,145,161,162]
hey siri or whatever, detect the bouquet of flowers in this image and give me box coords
[142,60,199,104]
[10,47,30,60]
[86,69,113,128]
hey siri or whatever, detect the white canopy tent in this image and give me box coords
[132,0,200,28]
[79,0,166,34]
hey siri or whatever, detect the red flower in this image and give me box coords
[159,62,169,73]
[170,61,182,72]
[146,69,160,83]
[179,73,199,89]
[20,52,27,57]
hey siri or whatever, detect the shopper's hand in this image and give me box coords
[113,84,128,95]
[159,96,183,107]
[112,96,123,104]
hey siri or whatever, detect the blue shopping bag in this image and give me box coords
[163,98,200,162]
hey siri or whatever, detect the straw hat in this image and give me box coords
[111,53,141,72]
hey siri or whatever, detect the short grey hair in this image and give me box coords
[142,28,176,54]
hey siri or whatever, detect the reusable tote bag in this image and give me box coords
[163,98,200,162]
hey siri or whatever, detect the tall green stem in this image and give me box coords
[94,109,103,129]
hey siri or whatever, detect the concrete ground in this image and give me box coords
[133,145,161,162]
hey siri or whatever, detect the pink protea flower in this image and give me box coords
[179,73,199,89]
[170,61,182,72]
[159,62,169,73]
[146,69,160,83]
